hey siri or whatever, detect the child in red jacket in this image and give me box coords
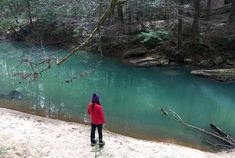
[87,93,106,147]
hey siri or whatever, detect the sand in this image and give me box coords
[0,108,234,158]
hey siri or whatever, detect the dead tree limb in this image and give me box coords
[210,124,235,144]
[57,0,119,66]
[161,108,235,149]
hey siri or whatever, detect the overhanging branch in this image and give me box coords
[57,0,119,66]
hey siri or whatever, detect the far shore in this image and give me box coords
[0,108,234,158]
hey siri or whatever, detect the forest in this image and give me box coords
[0,0,235,80]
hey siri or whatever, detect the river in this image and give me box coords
[0,41,235,151]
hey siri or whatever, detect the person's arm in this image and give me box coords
[98,106,106,124]
[87,104,91,115]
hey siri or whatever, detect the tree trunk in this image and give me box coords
[25,0,33,28]
[127,6,132,25]
[206,0,212,20]
[225,0,231,5]
[117,3,124,24]
[230,0,235,23]
[165,0,170,25]
[192,0,201,45]
[117,3,124,33]
[8,3,21,27]
[136,0,144,23]
[98,0,103,55]
[178,0,184,50]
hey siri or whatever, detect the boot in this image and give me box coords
[91,140,96,146]
[99,141,105,148]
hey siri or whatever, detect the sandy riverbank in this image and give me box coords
[0,108,234,158]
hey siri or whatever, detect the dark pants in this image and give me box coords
[90,123,103,144]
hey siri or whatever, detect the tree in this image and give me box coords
[25,0,33,28]
[117,2,124,24]
[206,0,212,20]
[192,0,201,45]
[230,0,235,23]
[178,0,184,50]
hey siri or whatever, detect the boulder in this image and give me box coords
[8,90,22,100]
[122,46,148,59]
[128,56,156,64]
[226,59,235,66]
[184,58,193,64]
[191,68,235,82]
[0,36,5,40]
[198,59,213,67]
[126,55,169,67]
[213,56,225,65]
[160,58,170,65]
[0,90,22,100]
[137,60,162,67]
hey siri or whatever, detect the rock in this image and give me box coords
[213,56,225,65]
[0,90,22,100]
[184,58,193,64]
[0,36,5,40]
[160,58,170,65]
[127,55,169,67]
[128,56,161,67]
[128,57,155,64]
[226,59,234,66]
[0,32,5,40]
[7,90,22,100]
[151,54,162,59]
[191,68,235,82]
[224,35,235,50]
[170,62,177,65]
[122,46,148,59]
[138,60,162,67]
[213,35,235,50]
[198,59,213,67]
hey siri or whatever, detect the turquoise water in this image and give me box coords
[0,41,235,150]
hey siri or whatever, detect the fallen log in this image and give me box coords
[161,108,235,150]
[210,123,235,144]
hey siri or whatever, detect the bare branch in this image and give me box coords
[57,0,119,66]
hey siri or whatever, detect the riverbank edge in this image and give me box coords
[1,38,235,82]
[0,107,234,158]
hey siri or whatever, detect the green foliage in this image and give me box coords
[73,27,81,39]
[136,29,172,46]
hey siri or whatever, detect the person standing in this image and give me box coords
[87,93,106,147]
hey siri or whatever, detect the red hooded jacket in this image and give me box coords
[87,102,106,125]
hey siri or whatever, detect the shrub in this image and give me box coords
[136,28,172,48]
